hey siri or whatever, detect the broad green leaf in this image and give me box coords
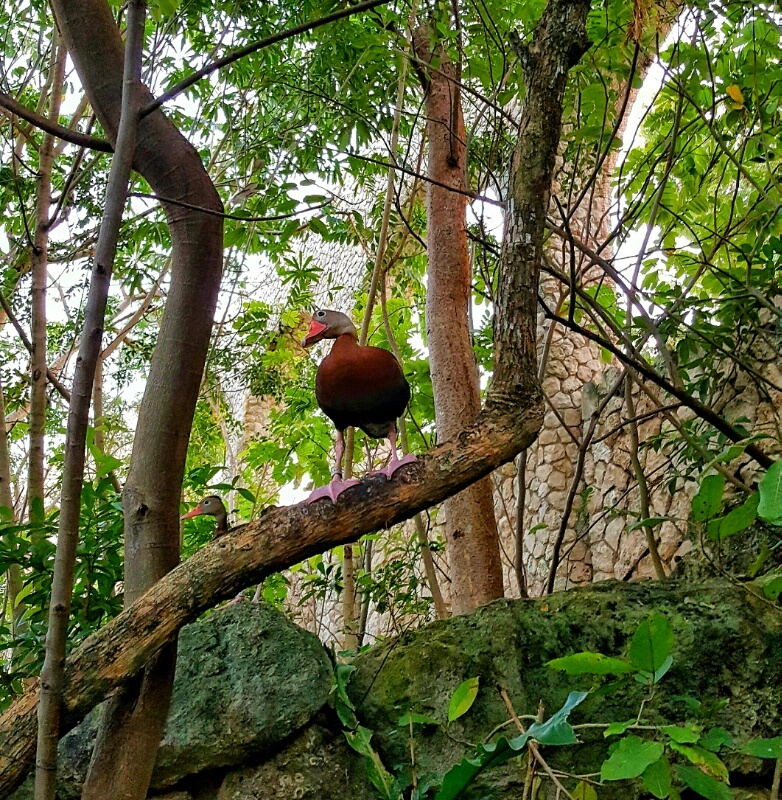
[691,474,726,522]
[741,737,782,759]
[668,743,728,780]
[642,754,672,799]
[629,615,674,674]
[661,725,700,744]
[525,691,588,745]
[572,780,598,800]
[758,461,782,524]
[676,765,732,800]
[714,493,759,540]
[436,693,586,800]
[600,736,664,780]
[547,652,635,676]
[448,677,480,723]
[344,727,401,800]
[604,720,636,738]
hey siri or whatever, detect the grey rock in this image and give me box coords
[152,602,332,788]
[217,723,372,800]
[11,602,332,799]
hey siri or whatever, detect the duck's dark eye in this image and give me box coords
[316,310,325,318]
[203,499,211,507]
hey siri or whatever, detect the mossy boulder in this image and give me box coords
[349,580,781,799]
[11,602,333,799]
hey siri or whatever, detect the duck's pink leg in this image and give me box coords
[306,430,359,503]
[377,425,415,479]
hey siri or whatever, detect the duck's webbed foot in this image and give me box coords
[305,474,360,504]
[377,453,416,479]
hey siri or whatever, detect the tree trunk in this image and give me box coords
[34,3,146,797]
[413,23,503,615]
[0,374,23,650]
[27,37,66,524]
[48,0,224,797]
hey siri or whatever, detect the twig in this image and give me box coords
[141,0,392,116]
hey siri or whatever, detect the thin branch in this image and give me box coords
[141,0,393,117]
[0,292,71,402]
[0,92,112,152]
[539,305,773,469]
[127,192,333,222]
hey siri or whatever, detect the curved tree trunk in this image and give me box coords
[49,0,224,798]
[413,23,503,615]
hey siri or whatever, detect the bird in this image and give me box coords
[301,309,416,503]
[180,495,229,537]
[181,495,265,603]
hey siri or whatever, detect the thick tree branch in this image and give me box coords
[141,0,392,117]
[0,405,542,796]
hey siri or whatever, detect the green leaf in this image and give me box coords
[642,754,672,799]
[661,725,700,744]
[448,677,480,723]
[741,737,782,759]
[547,652,635,676]
[332,663,358,729]
[758,461,782,524]
[601,736,664,781]
[436,692,586,800]
[714,493,759,540]
[572,780,598,800]
[605,720,636,737]
[629,615,674,674]
[344,726,401,800]
[526,691,588,745]
[668,743,728,780]
[676,765,732,800]
[691,474,726,522]
[699,728,733,752]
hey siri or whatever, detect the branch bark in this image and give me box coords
[34,2,146,797]
[0,92,112,153]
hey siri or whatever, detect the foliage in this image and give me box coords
[0,479,123,711]
[334,615,778,800]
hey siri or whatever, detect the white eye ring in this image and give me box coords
[316,310,325,317]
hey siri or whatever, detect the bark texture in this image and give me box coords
[414,24,503,615]
[48,0,224,797]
